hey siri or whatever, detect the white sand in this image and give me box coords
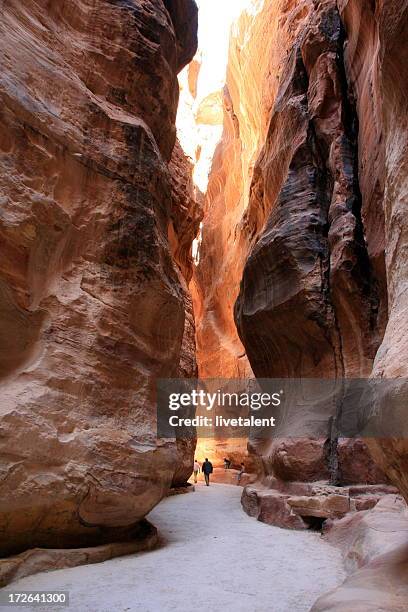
[8,484,345,612]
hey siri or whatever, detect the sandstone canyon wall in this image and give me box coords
[196,0,407,492]
[192,0,310,469]
[194,0,302,382]
[339,0,408,504]
[192,2,408,605]
[0,0,198,556]
[234,0,387,485]
[195,0,379,481]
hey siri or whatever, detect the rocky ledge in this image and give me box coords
[242,479,399,530]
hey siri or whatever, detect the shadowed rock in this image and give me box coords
[0,0,198,557]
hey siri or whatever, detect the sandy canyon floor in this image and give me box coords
[6,484,345,612]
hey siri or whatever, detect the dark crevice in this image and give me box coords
[304,65,346,383]
[336,19,382,334]
[301,515,326,531]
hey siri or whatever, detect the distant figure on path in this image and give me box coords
[224,458,231,470]
[237,463,245,485]
[193,459,200,483]
[202,458,213,486]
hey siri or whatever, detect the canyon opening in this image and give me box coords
[0,1,408,611]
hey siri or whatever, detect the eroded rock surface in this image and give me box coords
[206,0,408,608]
[0,0,198,556]
[341,0,408,505]
[0,521,157,588]
[191,0,314,469]
[194,0,310,382]
[234,0,387,483]
[169,140,202,486]
[192,0,394,488]
[312,495,408,611]
[242,478,397,531]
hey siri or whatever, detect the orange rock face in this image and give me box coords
[168,139,202,485]
[196,0,387,484]
[0,0,198,555]
[191,0,312,468]
[194,0,309,382]
[235,0,386,482]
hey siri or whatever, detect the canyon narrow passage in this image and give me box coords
[9,484,345,612]
[1,0,408,609]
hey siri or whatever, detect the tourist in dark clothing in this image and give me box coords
[224,458,231,470]
[201,458,213,486]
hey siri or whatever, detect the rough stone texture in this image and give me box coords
[312,496,408,611]
[168,139,202,487]
[193,1,407,607]
[340,0,408,504]
[234,0,387,485]
[188,0,406,530]
[323,494,408,573]
[336,0,388,319]
[190,0,391,493]
[288,493,350,519]
[195,0,311,382]
[191,0,315,470]
[269,438,330,483]
[235,0,382,380]
[241,479,397,530]
[0,0,198,556]
[337,438,387,486]
[169,139,203,286]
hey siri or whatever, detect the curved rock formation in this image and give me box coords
[194,0,388,483]
[191,0,312,468]
[194,0,308,382]
[189,0,408,607]
[0,520,157,588]
[312,495,408,611]
[234,0,387,485]
[0,0,198,556]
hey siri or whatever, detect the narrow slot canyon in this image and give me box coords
[0,1,408,611]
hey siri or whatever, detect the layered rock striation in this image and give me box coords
[194,0,408,606]
[194,0,308,382]
[234,0,387,484]
[195,0,391,484]
[192,0,312,468]
[168,138,202,486]
[0,0,198,556]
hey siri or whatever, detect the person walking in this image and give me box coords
[193,459,200,483]
[201,458,213,486]
[237,463,245,485]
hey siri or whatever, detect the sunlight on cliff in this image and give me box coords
[176,0,254,194]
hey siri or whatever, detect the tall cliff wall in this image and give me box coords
[197,0,407,488]
[194,0,310,382]
[234,0,387,484]
[192,0,313,469]
[339,0,408,502]
[0,0,198,556]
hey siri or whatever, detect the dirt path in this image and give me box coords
[9,484,345,612]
